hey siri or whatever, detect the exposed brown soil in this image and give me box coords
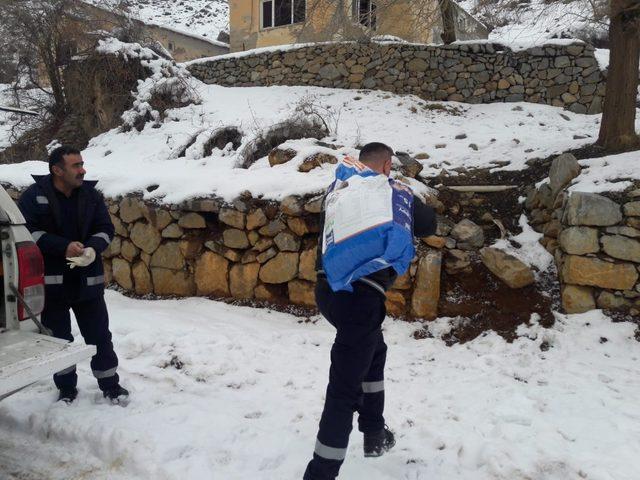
[436,263,557,345]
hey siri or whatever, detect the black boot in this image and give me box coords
[102,385,129,404]
[363,426,396,458]
[57,387,78,404]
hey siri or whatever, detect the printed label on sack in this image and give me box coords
[323,176,393,252]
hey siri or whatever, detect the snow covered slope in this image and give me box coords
[0,291,638,479]
[85,0,229,40]
[0,82,623,205]
[459,0,609,47]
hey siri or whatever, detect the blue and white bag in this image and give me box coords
[321,157,415,292]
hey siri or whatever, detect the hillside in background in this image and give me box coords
[459,0,609,47]
[86,0,230,40]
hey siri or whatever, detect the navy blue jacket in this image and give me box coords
[18,175,114,301]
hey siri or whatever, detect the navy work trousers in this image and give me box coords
[42,295,119,391]
[304,279,388,480]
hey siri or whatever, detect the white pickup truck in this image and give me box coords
[0,185,94,400]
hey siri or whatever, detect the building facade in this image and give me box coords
[229,0,488,52]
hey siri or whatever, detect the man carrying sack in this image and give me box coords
[304,142,437,479]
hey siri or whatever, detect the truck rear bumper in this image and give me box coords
[0,330,95,398]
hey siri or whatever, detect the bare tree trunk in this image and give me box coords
[597,0,640,151]
[39,41,66,117]
[439,0,457,44]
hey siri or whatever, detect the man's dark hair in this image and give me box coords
[359,142,394,165]
[48,145,80,173]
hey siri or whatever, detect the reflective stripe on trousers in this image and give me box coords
[87,275,104,286]
[362,380,384,393]
[314,439,347,461]
[93,366,117,379]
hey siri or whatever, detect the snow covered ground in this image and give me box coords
[0,291,639,480]
[0,82,623,205]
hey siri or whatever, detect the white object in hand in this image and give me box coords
[66,247,96,269]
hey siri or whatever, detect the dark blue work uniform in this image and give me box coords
[18,175,119,391]
[304,196,437,480]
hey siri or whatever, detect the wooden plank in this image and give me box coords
[446,185,518,193]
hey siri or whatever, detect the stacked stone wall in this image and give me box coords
[527,155,640,315]
[94,193,448,318]
[188,41,606,114]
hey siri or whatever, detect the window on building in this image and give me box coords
[354,0,377,29]
[261,0,306,29]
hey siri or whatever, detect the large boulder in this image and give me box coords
[299,153,337,173]
[410,251,442,319]
[220,208,246,229]
[119,197,145,223]
[102,236,121,258]
[558,227,599,255]
[151,268,196,296]
[230,262,260,299]
[480,248,535,288]
[288,279,315,306]
[143,206,173,231]
[563,192,622,226]
[268,147,297,167]
[596,291,629,310]
[395,152,424,178]
[132,262,153,295]
[161,223,183,239]
[120,240,140,262]
[281,196,304,216]
[259,252,299,284]
[259,219,287,237]
[112,258,132,290]
[601,235,640,263]
[246,209,267,230]
[150,242,185,270]
[562,285,595,314]
[451,219,484,250]
[624,201,640,216]
[275,231,300,251]
[549,153,581,197]
[178,212,206,229]
[195,251,230,296]
[130,222,162,254]
[223,229,250,249]
[385,290,407,317]
[298,247,318,282]
[444,249,471,274]
[561,255,638,290]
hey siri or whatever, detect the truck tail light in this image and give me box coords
[16,241,45,321]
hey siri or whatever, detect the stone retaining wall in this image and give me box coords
[99,193,447,318]
[188,41,606,114]
[527,156,640,315]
